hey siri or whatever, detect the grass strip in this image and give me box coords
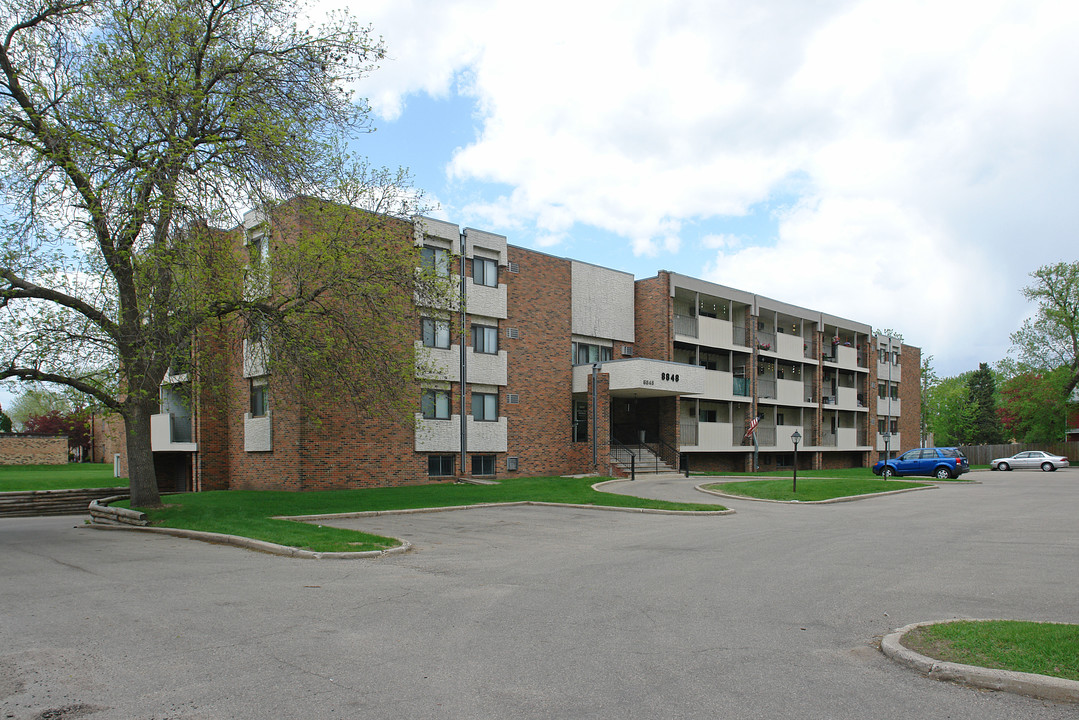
[902,620,1079,682]
[704,476,927,501]
[0,463,126,492]
[122,476,726,553]
[694,467,880,479]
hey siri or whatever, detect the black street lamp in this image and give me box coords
[791,430,801,493]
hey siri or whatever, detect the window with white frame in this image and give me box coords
[472,325,498,354]
[250,377,269,417]
[422,388,451,420]
[421,317,450,349]
[472,392,498,421]
[473,257,497,287]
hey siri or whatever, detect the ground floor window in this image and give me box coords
[428,454,455,476]
[471,454,495,476]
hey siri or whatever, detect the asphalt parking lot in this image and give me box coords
[2,469,1077,719]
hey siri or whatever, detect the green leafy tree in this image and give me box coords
[998,368,1070,443]
[920,354,938,447]
[966,362,1006,444]
[1011,262,1079,395]
[0,407,11,433]
[925,372,975,446]
[4,387,75,430]
[0,0,440,506]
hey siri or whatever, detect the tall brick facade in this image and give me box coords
[136,210,922,491]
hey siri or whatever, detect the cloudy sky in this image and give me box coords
[333,0,1079,378]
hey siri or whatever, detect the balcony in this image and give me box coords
[414,415,508,452]
[674,313,697,338]
[877,397,901,416]
[733,376,750,397]
[150,412,197,452]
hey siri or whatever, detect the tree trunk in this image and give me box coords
[125,401,163,508]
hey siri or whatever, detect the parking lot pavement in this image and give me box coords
[2,472,1078,719]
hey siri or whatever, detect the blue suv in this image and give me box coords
[873,447,969,480]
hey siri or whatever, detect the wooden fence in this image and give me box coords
[958,442,1079,466]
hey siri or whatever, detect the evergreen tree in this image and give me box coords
[967,363,1006,444]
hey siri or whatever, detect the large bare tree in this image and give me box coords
[0,0,439,506]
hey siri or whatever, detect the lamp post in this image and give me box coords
[882,431,891,469]
[791,430,801,493]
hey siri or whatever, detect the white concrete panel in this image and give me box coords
[699,316,732,348]
[416,343,460,382]
[774,426,806,451]
[776,332,804,360]
[877,397,901,417]
[244,412,272,452]
[572,359,705,396]
[693,422,734,450]
[571,261,634,342]
[416,217,460,245]
[877,433,901,452]
[837,427,859,449]
[467,417,508,452]
[838,386,859,410]
[777,379,804,405]
[836,345,858,370]
[467,349,508,386]
[415,414,461,452]
[466,279,508,318]
[464,228,508,266]
[692,369,733,401]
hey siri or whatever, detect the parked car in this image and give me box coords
[873,447,970,480]
[990,450,1069,472]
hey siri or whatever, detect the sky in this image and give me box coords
[2,0,1076,413]
[329,0,1079,379]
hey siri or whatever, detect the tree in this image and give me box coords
[0,407,11,433]
[0,0,437,506]
[24,409,90,457]
[924,372,975,447]
[966,362,1006,444]
[998,368,1070,443]
[920,354,937,447]
[1011,262,1079,396]
[4,387,75,430]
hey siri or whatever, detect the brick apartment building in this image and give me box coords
[142,211,921,491]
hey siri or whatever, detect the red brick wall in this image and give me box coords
[634,274,672,361]
[898,345,922,451]
[504,246,589,477]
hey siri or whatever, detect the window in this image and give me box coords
[428,454,455,476]
[472,455,495,476]
[472,325,498,354]
[889,418,899,434]
[890,383,899,400]
[878,418,886,434]
[422,389,451,419]
[472,392,498,421]
[249,232,267,266]
[250,377,269,417]
[776,412,785,426]
[699,408,718,423]
[892,351,900,365]
[421,317,450,349]
[878,382,887,399]
[571,342,613,365]
[473,257,497,287]
[420,245,451,277]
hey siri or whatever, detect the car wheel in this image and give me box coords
[935,466,952,480]
[1041,462,1054,472]
[882,467,894,479]
[998,461,1010,472]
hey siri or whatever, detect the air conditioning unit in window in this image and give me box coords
[507,394,520,404]
[506,327,520,339]
[621,345,633,356]
[508,261,520,273]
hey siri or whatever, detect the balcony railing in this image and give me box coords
[756,330,775,351]
[674,313,698,338]
[804,338,817,359]
[733,326,748,347]
[733,377,750,396]
[754,426,776,446]
[758,378,776,399]
[821,431,837,447]
[680,421,698,446]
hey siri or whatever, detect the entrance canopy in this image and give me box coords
[572,358,706,398]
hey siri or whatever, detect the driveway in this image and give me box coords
[1,471,1077,719]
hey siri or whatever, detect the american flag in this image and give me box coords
[744,416,760,439]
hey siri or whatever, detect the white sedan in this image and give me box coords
[990,450,1070,472]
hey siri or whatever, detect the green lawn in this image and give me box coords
[120,476,727,553]
[0,463,125,492]
[902,620,1079,682]
[704,476,928,501]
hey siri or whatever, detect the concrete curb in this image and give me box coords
[695,482,936,504]
[82,523,412,560]
[881,620,1079,704]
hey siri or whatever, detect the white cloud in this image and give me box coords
[326,0,1079,374]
